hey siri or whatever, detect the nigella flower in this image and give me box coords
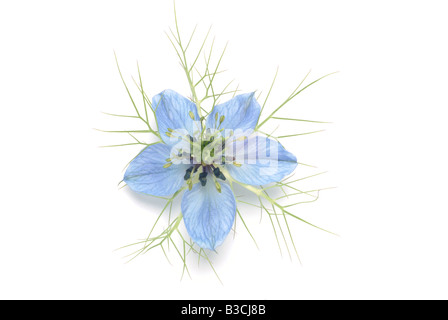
[124,89,297,250]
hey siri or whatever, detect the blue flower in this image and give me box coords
[124,89,297,250]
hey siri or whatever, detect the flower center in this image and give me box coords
[183,164,226,189]
[162,112,244,192]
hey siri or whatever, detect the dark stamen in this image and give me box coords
[184,166,194,180]
[213,167,226,181]
[199,171,208,186]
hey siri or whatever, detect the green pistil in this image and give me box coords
[201,139,211,149]
[215,180,221,193]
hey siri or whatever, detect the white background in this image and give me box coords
[1,0,447,299]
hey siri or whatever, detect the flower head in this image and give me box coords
[124,89,297,250]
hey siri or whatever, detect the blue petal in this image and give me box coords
[152,89,200,145]
[181,176,236,250]
[206,93,260,132]
[225,135,297,185]
[124,143,189,197]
